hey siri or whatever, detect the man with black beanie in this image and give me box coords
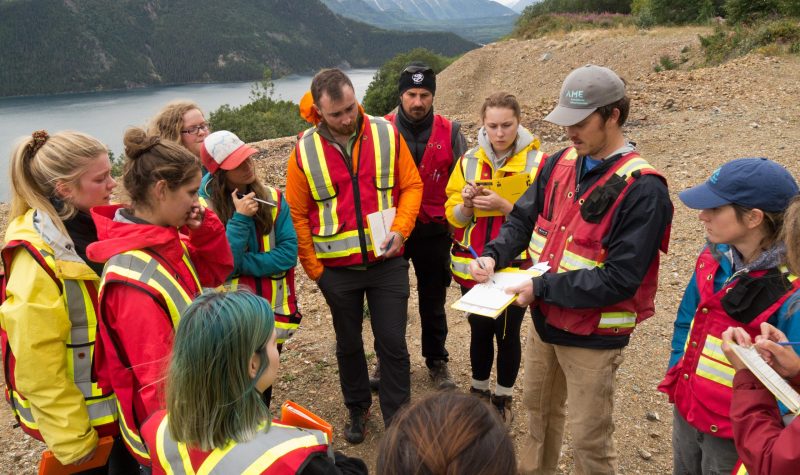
[372,62,467,391]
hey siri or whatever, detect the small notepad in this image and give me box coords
[452,263,549,318]
[366,207,396,257]
[730,343,800,414]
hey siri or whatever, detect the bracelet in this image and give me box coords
[463,203,474,209]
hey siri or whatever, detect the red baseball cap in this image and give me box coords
[200,130,258,174]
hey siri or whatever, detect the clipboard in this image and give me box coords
[39,436,114,475]
[452,265,548,318]
[474,173,532,217]
[366,207,396,257]
[730,344,800,414]
[280,400,334,441]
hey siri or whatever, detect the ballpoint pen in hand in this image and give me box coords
[777,342,800,346]
[236,192,276,207]
[460,242,495,285]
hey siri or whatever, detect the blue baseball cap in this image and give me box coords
[679,158,798,213]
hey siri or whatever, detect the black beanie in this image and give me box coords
[398,62,436,95]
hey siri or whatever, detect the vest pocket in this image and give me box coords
[311,222,345,238]
[529,215,552,264]
[311,183,339,202]
[559,236,604,273]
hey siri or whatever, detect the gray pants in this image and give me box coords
[672,407,738,475]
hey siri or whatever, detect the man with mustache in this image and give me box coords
[286,68,423,444]
[369,62,467,392]
[469,65,673,474]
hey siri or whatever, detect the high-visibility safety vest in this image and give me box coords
[144,411,331,475]
[386,113,453,224]
[659,248,800,439]
[450,143,545,287]
[98,246,201,463]
[295,115,401,267]
[202,188,299,344]
[0,240,118,441]
[529,148,670,336]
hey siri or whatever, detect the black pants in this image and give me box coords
[317,257,411,425]
[461,285,525,388]
[403,226,451,367]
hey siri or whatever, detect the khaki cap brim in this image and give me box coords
[543,105,597,127]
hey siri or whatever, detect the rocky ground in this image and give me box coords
[3,25,800,474]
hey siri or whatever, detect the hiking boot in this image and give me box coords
[344,407,369,444]
[428,360,456,390]
[469,386,491,403]
[369,360,380,392]
[491,394,514,427]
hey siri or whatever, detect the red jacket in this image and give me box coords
[731,369,800,474]
[86,205,232,463]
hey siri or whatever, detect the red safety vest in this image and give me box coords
[386,113,453,224]
[450,142,545,288]
[1,241,118,442]
[143,410,331,475]
[97,246,201,464]
[295,115,401,267]
[732,460,748,475]
[659,248,800,439]
[530,148,670,336]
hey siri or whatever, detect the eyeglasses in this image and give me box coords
[181,123,210,135]
[402,65,434,75]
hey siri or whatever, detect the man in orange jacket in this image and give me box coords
[286,68,423,444]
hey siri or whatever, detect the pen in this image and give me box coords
[453,240,495,284]
[236,192,276,207]
[777,342,800,346]
[382,233,395,253]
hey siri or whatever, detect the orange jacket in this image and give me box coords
[286,105,422,280]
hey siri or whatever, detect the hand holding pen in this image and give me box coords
[453,239,496,284]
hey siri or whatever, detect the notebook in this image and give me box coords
[474,172,532,217]
[452,264,549,318]
[39,436,114,475]
[280,400,334,441]
[366,207,396,257]
[730,343,800,414]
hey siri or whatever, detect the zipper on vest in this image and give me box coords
[548,181,559,220]
[343,146,370,265]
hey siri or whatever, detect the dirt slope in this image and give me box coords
[3,26,800,474]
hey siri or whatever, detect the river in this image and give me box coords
[0,69,377,202]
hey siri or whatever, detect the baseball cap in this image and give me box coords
[398,62,436,95]
[200,130,258,175]
[679,158,799,213]
[544,65,626,126]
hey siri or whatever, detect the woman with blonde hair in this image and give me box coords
[141,289,367,474]
[1,130,137,471]
[148,100,209,157]
[445,92,546,424]
[86,127,232,466]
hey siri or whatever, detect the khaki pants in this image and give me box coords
[518,326,625,475]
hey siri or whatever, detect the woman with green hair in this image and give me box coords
[140,290,367,474]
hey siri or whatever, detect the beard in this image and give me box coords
[326,120,357,138]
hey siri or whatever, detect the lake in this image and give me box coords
[0,69,377,202]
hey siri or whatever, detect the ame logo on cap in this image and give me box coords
[565,89,587,106]
[412,72,424,84]
[709,167,721,184]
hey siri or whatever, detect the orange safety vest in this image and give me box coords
[1,240,118,441]
[97,246,201,463]
[144,411,331,475]
[530,148,670,336]
[386,113,453,224]
[450,143,545,288]
[659,249,800,438]
[295,114,401,267]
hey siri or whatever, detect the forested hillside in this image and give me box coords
[0,0,476,97]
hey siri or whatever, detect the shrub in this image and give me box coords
[513,12,636,39]
[361,48,455,117]
[649,0,723,24]
[724,0,781,24]
[699,19,800,64]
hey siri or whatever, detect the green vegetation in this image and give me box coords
[0,0,476,97]
[700,19,800,65]
[208,69,308,143]
[362,48,456,116]
[513,12,636,39]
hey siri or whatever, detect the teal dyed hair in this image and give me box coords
[165,289,275,450]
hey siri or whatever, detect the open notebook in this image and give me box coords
[730,343,800,414]
[452,263,549,318]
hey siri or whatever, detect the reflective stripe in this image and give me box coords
[298,130,340,237]
[312,230,365,258]
[702,335,729,363]
[117,400,149,460]
[733,460,748,475]
[156,416,327,475]
[525,149,545,172]
[615,157,654,179]
[528,231,546,263]
[371,117,397,210]
[598,312,636,329]
[695,355,734,388]
[463,149,480,179]
[558,248,600,272]
[275,322,296,343]
[450,255,473,282]
[101,249,197,327]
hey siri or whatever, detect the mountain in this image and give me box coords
[320,0,518,43]
[509,0,541,12]
[0,0,476,97]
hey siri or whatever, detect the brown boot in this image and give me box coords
[491,394,513,427]
[469,386,491,403]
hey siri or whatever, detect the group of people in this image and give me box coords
[0,58,798,475]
